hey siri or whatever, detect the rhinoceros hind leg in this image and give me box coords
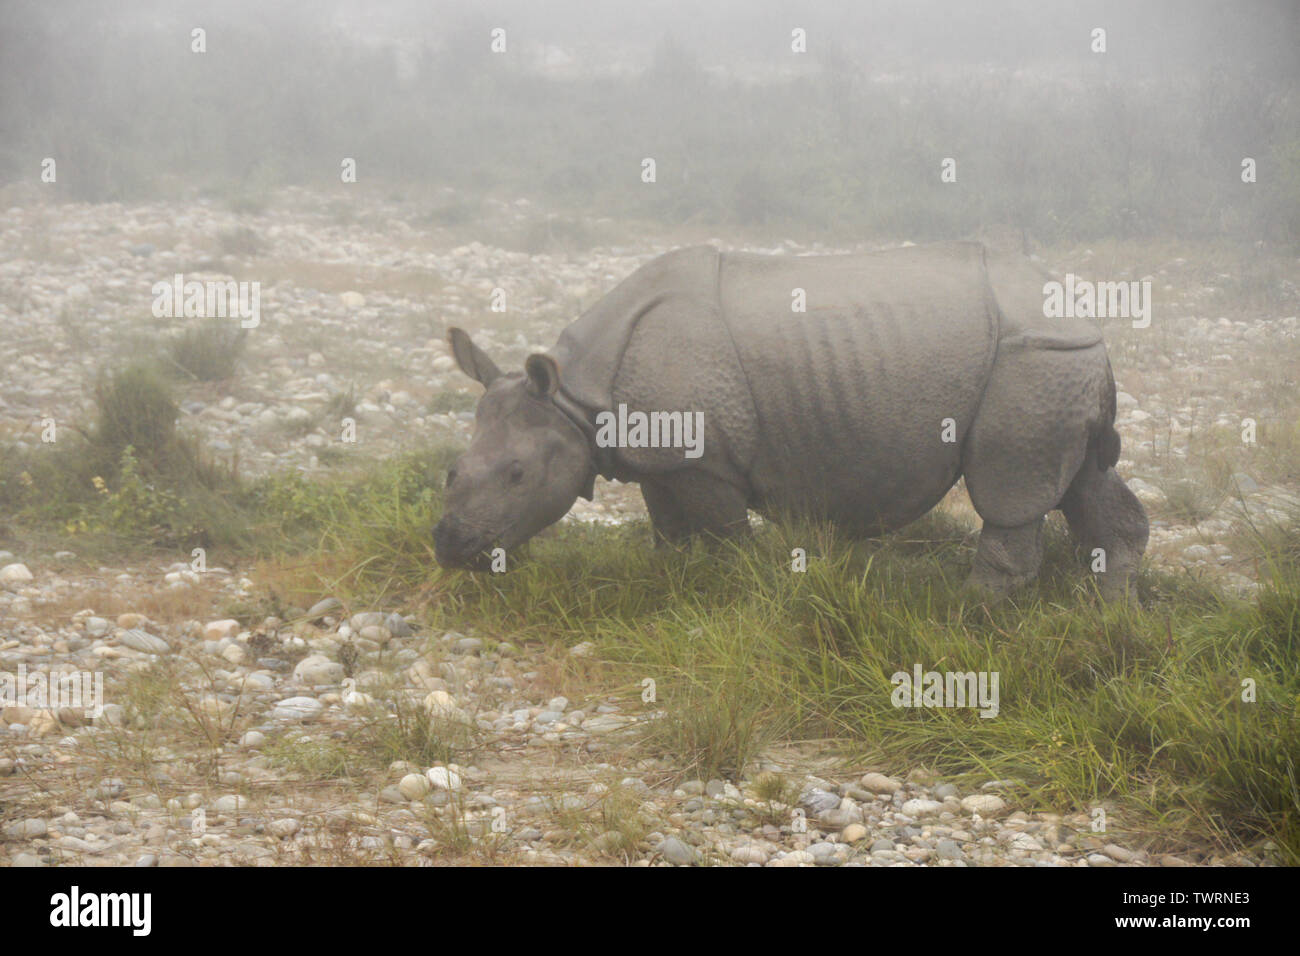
[642,473,749,546]
[966,517,1045,597]
[1059,462,1148,602]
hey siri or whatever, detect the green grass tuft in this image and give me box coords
[165,319,248,382]
[93,363,178,459]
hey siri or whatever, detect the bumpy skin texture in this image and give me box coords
[547,242,1147,598]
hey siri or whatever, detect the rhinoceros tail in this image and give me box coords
[1093,356,1121,471]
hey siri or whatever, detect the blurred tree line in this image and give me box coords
[1,0,1296,244]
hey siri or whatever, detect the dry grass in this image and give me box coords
[19,577,225,627]
[230,259,447,298]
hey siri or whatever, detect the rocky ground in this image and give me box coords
[1,190,1296,865]
[0,560,1259,867]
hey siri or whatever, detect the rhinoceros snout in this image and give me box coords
[433,515,491,569]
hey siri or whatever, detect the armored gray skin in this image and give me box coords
[434,242,1148,599]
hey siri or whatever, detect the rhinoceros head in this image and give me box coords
[434,328,595,570]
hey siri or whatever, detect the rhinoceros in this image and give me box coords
[433,242,1148,599]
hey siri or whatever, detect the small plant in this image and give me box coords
[266,732,355,780]
[351,685,473,770]
[278,409,320,438]
[324,385,358,420]
[1159,475,1228,525]
[634,626,786,783]
[750,770,799,825]
[98,446,189,541]
[166,319,248,381]
[509,215,597,254]
[589,783,653,859]
[93,363,177,459]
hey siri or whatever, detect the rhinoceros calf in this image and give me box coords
[434,242,1148,599]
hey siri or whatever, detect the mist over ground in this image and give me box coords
[3,0,1298,240]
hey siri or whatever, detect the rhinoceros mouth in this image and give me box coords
[438,550,496,572]
[433,520,518,571]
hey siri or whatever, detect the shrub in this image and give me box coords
[92,363,178,460]
[165,320,248,381]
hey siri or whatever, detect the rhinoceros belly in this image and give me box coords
[720,246,997,534]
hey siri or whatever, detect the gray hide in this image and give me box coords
[437,242,1148,599]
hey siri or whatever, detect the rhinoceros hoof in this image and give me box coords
[963,568,1037,601]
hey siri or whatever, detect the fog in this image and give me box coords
[3,0,1297,240]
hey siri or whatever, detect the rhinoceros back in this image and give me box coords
[719,243,998,533]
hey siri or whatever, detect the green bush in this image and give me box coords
[93,363,178,460]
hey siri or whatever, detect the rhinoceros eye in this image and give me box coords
[508,462,525,485]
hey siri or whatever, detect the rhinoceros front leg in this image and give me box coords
[967,518,1045,597]
[641,473,749,547]
[641,480,690,546]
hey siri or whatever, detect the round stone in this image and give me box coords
[269,818,300,839]
[660,836,695,865]
[399,773,432,800]
[841,823,869,843]
[0,563,34,584]
[859,772,902,794]
[936,838,965,860]
[901,798,943,817]
[271,696,323,721]
[293,655,343,685]
[960,794,1006,815]
[426,766,462,791]
[731,844,768,865]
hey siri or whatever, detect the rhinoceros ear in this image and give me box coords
[524,353,560,398]
[448,327,500,387]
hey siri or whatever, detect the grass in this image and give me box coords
[0,354,460,559]
[426,390,479,415]
[93,363,179,457]
[588,782,656,860]
[0,362,247,551]
[324,508,1291,863]
[165,320,248,382]
[324,385,358,420]
[1159,476,1230,525]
